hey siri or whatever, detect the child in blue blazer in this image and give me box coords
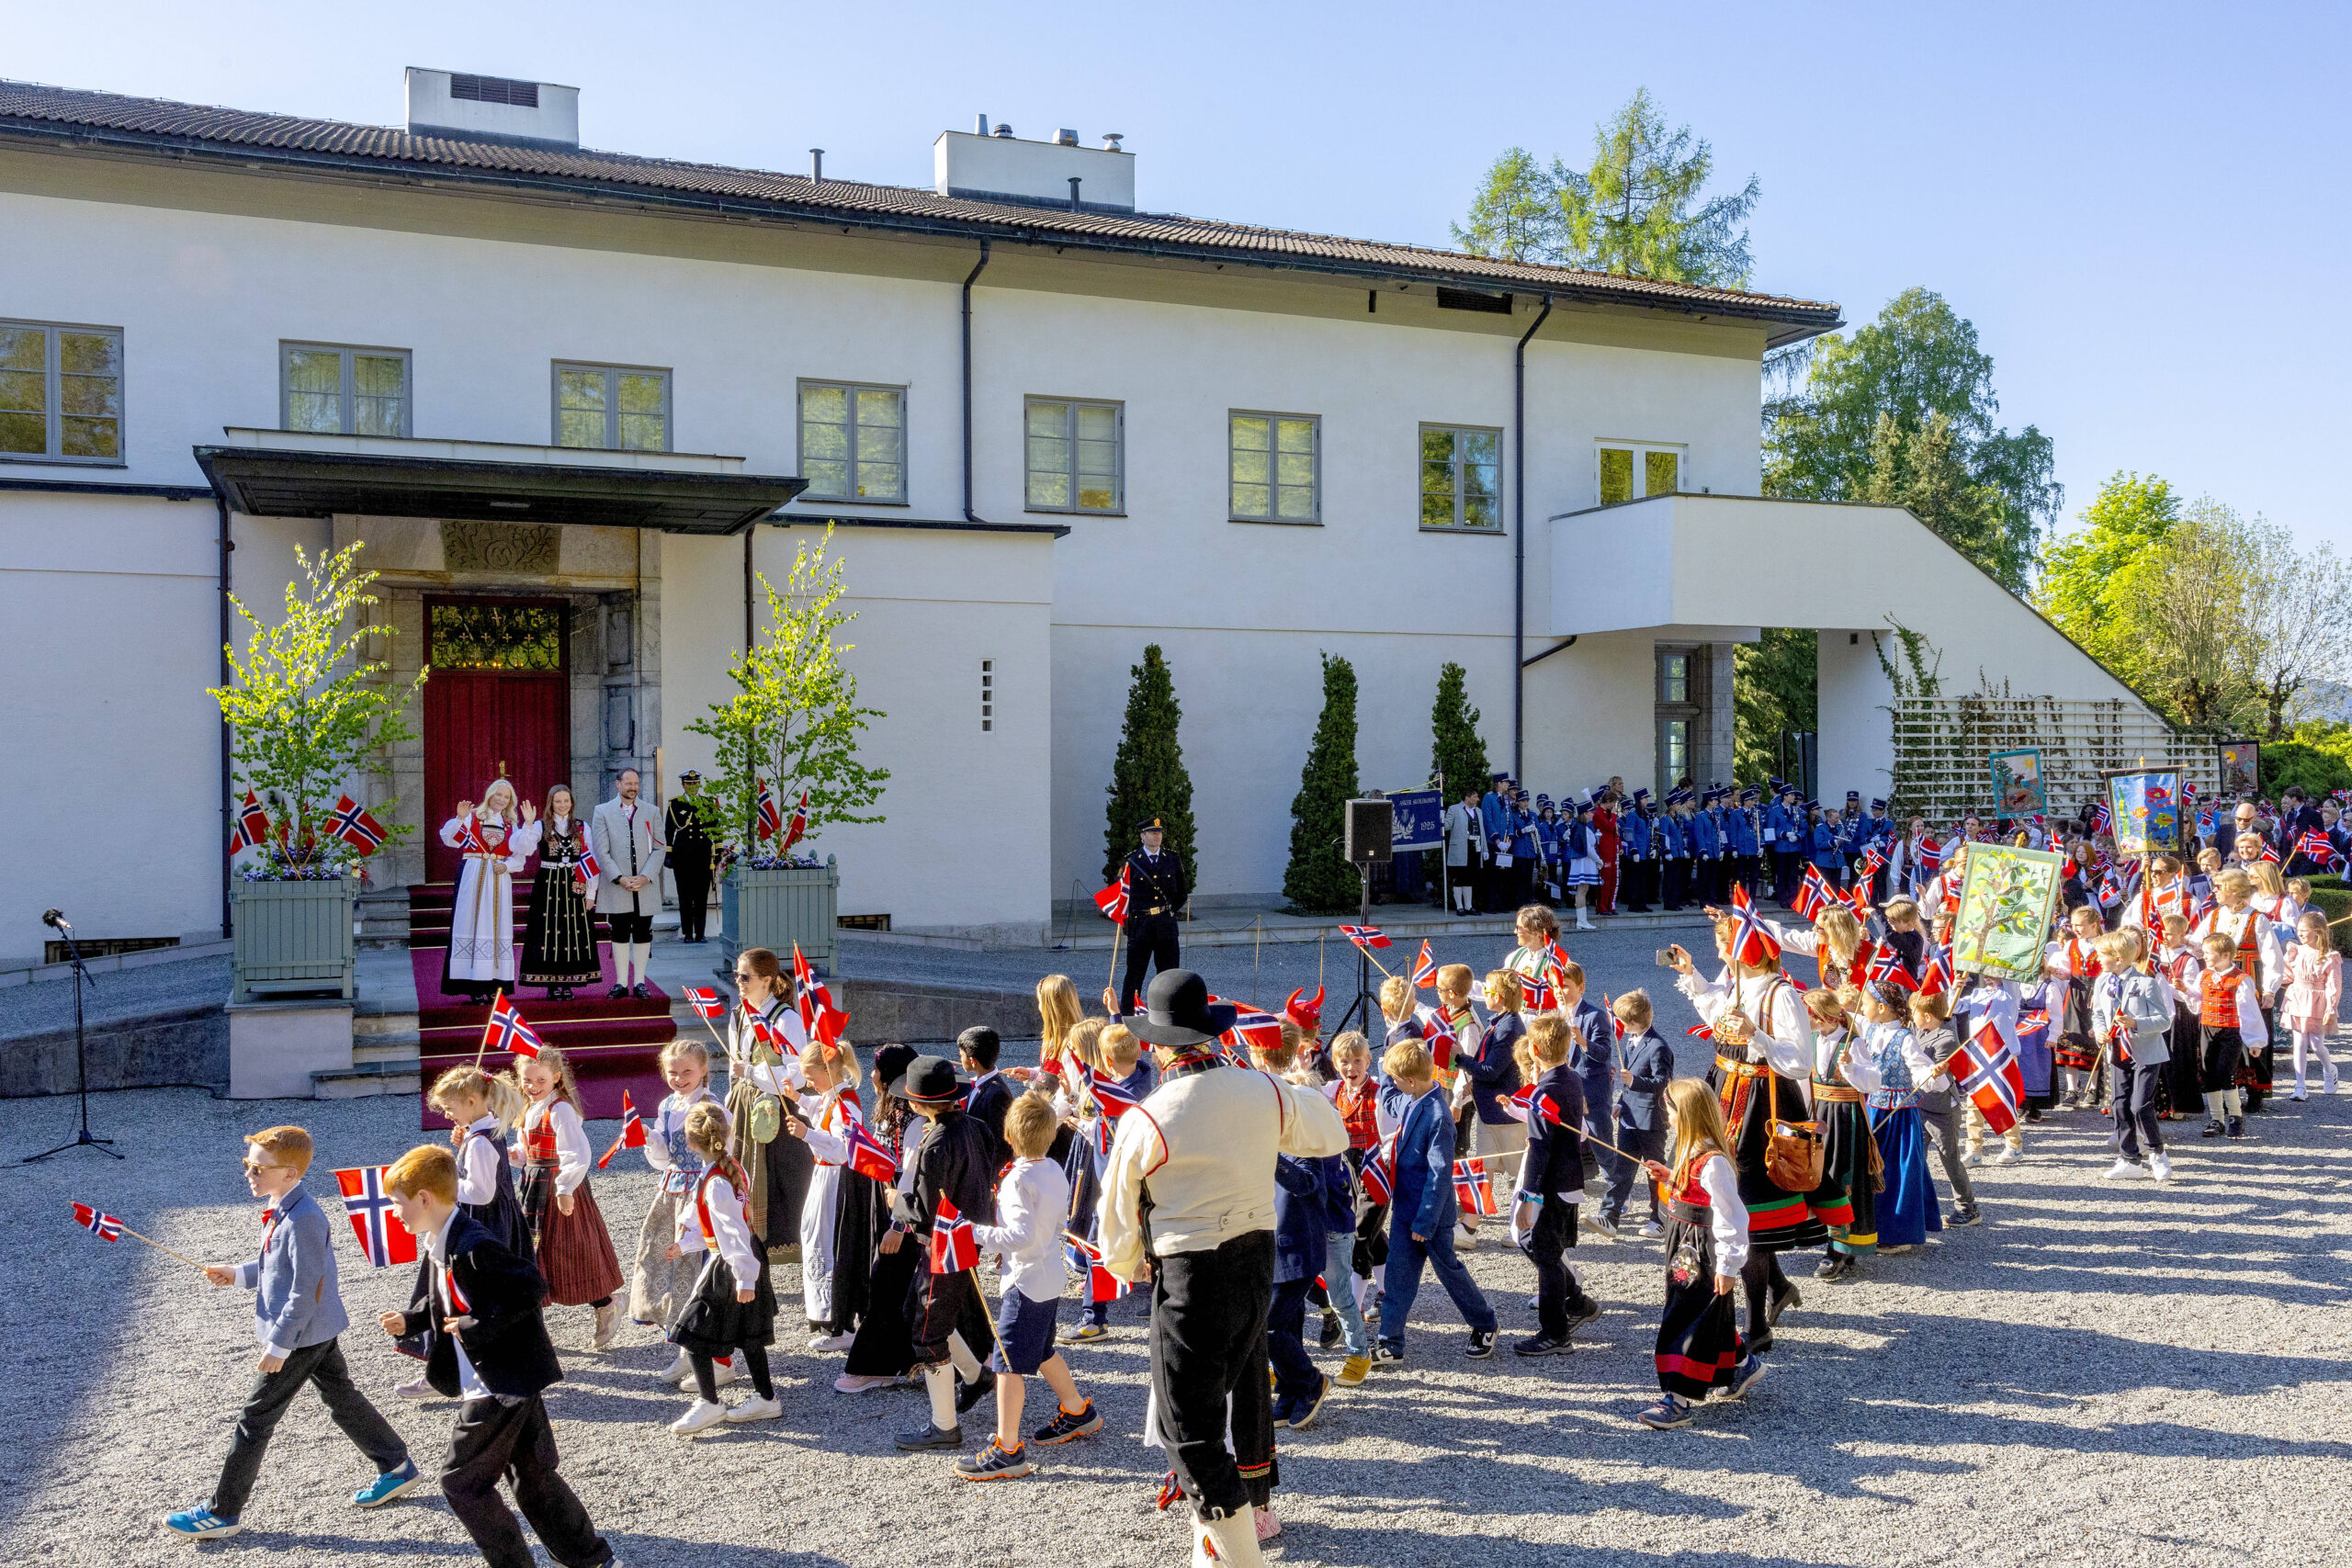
[1600,992,1677,1236]
[1374,1040,1498,1364]
[166,1126,420,1541]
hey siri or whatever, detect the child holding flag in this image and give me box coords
[164,1126,421,1541]
[1636,1079,1763,1428]
[956,1091,1105,1479]
[632,1040,724,1337]
[1374,1039,1498,1364]
[1512,1015,1601,1356]
[779,1037,864,1349]
[891,1055,1001,1452]
[513,1045,625,1349]
[664,1103,782,1435]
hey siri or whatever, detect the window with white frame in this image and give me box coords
[1419,424,1501,530]
[1597,441,1683,506]
[553,362,670,451]
[283,344,411,436]
[0,319,123,463]
[1229,411,1319,523]
[1025,398,1123,513]
[799,381,906,502]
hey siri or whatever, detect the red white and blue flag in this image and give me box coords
[333,1168,418,1267]
[1521,974,1555,1013]
[845,1120,899,1185]
[1359,1134,1398,1207]
[1919,947,1953,997]
[1863,946,1919,993]
[780,790,810,854]
[1339,924,1391,951]
[2297,828,2335,865]
[1957,1015,2027,1136]
[2088,800,2113,835]
[1093,865,1131,923]
[1726,886,1781,969]
[1792,863,1837,920]
[482,992,545,1059]
[239,788,271,846]
[755,780,783,841]
[683,986,723,1021]
[573,842,603,895]
[1066,1234,1135,1304]
[928,1194,979,1274]
[1413,1003,1458,1070]
[1221,1002,1284,1059]
[71,1201,123,1242]
[1917,835,1944,874]
[327,794,387,854]
[596,1091,648,1170]
[1452,1158,1500,1217]
[1409,939,1438,989]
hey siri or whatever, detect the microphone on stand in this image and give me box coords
[41,908,69,931]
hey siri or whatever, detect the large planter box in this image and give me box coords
[232,874,358,1003]
[722,858,839,972]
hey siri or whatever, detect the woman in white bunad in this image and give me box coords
[439,779,538,1002]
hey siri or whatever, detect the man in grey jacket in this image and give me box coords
[594,768,667,999]
[166,1125,420,1541]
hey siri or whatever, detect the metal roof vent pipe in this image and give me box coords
[809,148,824,184]
[1102,132,1123,151]
[974,111,989,134]
[1069,176,1082,210]
[993,122,1014,138]
[1055,128,1079,147]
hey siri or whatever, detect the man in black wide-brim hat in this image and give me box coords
[1096,970,1347,1568]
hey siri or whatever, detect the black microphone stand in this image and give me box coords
[26,914,119,1162]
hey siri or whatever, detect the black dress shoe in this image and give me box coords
[631,982,653,1000]
[955,1369,996,1416]
[607,985,630,999]
[1768,1282,1801,1325]
[893,1423,964,1451]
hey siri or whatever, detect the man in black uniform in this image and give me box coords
[1119,818,1189,1016]
[665,770,714,944]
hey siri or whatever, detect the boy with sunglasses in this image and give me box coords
[165,1126,422,1540]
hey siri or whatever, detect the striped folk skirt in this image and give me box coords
[1815,1093,1879,1257]
[1655,1200,1744,1398]
[1716,1066,1828,1252]
[519,1160,625,1307]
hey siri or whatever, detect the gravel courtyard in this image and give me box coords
[5,1042,2347,1568]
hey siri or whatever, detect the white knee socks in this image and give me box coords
[922,1364,956,1432]
[626,941,650,987]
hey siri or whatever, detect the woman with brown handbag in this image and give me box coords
[1668,905,1823,1354]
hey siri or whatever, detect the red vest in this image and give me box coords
[2199,967,2245,1029]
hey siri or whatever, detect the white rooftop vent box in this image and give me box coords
[405,67,580,150]
[934,118,1134,212]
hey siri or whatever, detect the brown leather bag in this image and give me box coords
[1758,982,1826,1192]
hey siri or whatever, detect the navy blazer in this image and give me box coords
[396,1212,561,1401]
[1376,1081,1457,1243]
[1462,1009,1526,1125]
[1517,1065,1588,1200]
[1566,1000,1614,1131]
[1272,1153,1352,1284]
[1613,1027,1675,1133]
[963,1074,1017,1168]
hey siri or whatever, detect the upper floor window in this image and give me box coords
[1598,441,1682,505]
[0,319,122,463]
[799,381,906,502]
[1025,398,1123,513]
[1230,412,1319,523]
[283,344,411,436]
[554,362,670,451]
[1419,424,1501,530]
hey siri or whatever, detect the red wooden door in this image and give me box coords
[424,600,571,885]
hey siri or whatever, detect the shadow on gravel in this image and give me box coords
[1279,1516,1829,1568]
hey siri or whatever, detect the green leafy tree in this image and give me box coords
[1733,629,1817,788]
[686,525,889,859]
[1429,660,1492,799]
[1452,148,1563,263]
[1283,653,1363,912]
[1102,644,1197,888]
[211,542,424,875]
[1860,412,2015,582]
[1766,288,2058,592]
[2035,471,2182,685]
[1553,88,1759,286]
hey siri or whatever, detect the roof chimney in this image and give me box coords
[933,124,1135,212]
[405,67,579,149]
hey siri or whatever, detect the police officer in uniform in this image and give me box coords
[1119,818,1190,1015]
[665,770,715,944]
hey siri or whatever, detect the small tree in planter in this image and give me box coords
[1283,652,1363,913]
[688,527,888,961]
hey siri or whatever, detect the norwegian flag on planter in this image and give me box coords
[71,1201,123,1242]
[928,1195,979,1274]
[780,790,810,854]
[1093,866,1131,922]
[238,788,271,847]
[845,1120,899,1184]
[482,992,545,1059]
[327,794,387,854]
[1409,940,1438,989]
[596,1092,648,1170]
[334,1168,418,1268]
[1339,924,1390,951]
[755,780,783,841]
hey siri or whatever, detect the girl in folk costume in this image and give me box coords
[2044,902,2109,1111]
[437,781,537,1002]
[664,1103,783,1437]
[2153,913,2206,1121]
[1562,798,1604,931]
[2278,910,2341,1100]
[2194,929,2264,1140]
[836,1043,921,1393]
[1761,905,1869,991]
[1843,984,1942,1252]
[2194,869,2286,1115]
[634,1040,725,1337]
[1635,1079,1764,1428]
[778,1037,864,1351]
[722,947,815,1258]
[2245,863,2297,1103]
[517,784,602,1000]
[1051,1016,1121,1340]
[513,1045,625,1347]
[1667,910,1819,1352]
[1802,988,1878,1282]
[1595,792,1623,916]
[2090,929,2174,1181]
[400,1066,530,1398]
[1501,904,1566,1001]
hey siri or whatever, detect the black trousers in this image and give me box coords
[1267,1276,1317,1402]
[2110,1060,2164,1159]
[211,1337,408,1519]
[1120,914,1182,1013]
[441,1394,609,1568]
[1770,850,1802,905]
[1600,1118,1667,1224]
[672,857,711,942]
[1525,1196,1591,1339]
[1150,1230,1277,1519]
[605,910,653,944]
[761,1128,813,1250]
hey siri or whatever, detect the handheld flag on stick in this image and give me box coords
[1339,924,1391,951]
[845,1120,899,1184]
[1957,1016,2026,1136]
[481,992,545,1061]
[572,842,603,896]
[1863,946,1919,994]
[334,1167,421,1266]
[1792,864,1836,920]
[1452,1160,1500,1217]
[1409,939,1437,989]
[1094,866,1131,923]
[72,1201,122,1242]
[1412,1003,1458,1071]
[596,1092,648,1170]
[1726,886,1781,969]
[1359,1134,1398,1207]
[928,1195,979,1274]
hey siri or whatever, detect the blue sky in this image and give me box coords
[12,0,2347,556]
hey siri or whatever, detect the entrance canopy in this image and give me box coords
[196,428,806,535]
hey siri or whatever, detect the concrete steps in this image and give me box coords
[314,1009,421,1098]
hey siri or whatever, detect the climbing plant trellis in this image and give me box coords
[1885,694,2217,827]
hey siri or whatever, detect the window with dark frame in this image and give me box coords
[282,344,411,437]
[554,363,670,451]
[799,381,906,502]
[0,319,122,463]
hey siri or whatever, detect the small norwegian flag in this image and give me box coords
[1452,1159,1500,1217]
[1339,924,1391,951]
[239,788,272,847]
[327,794,388,854]
[1917,835,1944,874]
[482,992,545,1059]
[1220,1001,1284,1057]
[1080,1063,1142,1122]
[1066,1235,1135,1304]
[334,1167,420,1266]
[596,1091,649,1170]
[755,780,783,841]
[684,987,724,1021]
[1957,1015,2027,1136]
[572,842,603,895]
[801,983,850,1049]
[455,815,501,857]
[1792,864,1837,920]
[1413,1003,1457,1071]
[780,790,810,854]
[1359,1135,1398,1207]
[1859,845,1886,883]
[2088,800,2113,835]
[928,1194,979,1274]
[72,1201,123,1242]
[1093,865,1131,922]
[1521,974,1555,1014]
[791,943,816,999]
[2296,828,2333,863]
[1502,1082,1536,1123]
[846,1120,899,1184]
[1409,939,1437,989]
[1726,886,1781,969]
[1919,947,1953,997]
[1863,946,1920,993]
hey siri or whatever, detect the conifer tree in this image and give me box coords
[1283,652,1362,913]
[1102,644,1196,887]
[1429,661,1491,801]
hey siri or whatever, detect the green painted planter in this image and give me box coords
[232,874,358,1003]
[722,858,840,973]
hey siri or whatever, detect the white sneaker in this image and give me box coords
[1454,1225,1479,1250]
[1987,1145,2023,1167]
[669,1399,728,1438]
[2103,1157,2139,1179]
[712,1357,739,1388]
[393,1375,435,1400]
[808,1332,854,1353]
[1960,1147,1982,1167]
[724,1393,783,1423]
[2149,1151,2173,1183]
[660,1350,692,1383]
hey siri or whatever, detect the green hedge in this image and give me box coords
[2307,875,2351,957]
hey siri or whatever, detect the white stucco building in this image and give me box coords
[0,71,2165,962]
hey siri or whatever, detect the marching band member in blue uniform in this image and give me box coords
[1767,784,1805,907]
[1809,804,1846,886]
[1729,787,1763,902]
[1690,790,1724,908]
[1620,790,1656,913]
[1659,788,1692,910]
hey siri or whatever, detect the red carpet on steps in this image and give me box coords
[408,882,674,1128]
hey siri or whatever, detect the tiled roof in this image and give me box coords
[0,78,1840,336]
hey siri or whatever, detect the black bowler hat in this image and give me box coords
[1128,969,1236,1049]
[899,1055,967,1105]
[873,1043,917,1100]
